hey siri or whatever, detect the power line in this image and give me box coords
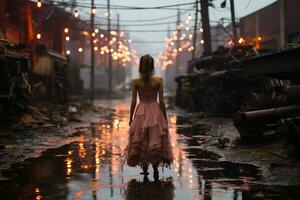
[94,21,179,26]
[131,41,166,43]
[118,29,183,32]
[95,13,182,22]
[48,0,196,10]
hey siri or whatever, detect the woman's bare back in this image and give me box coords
[133,76,162,92]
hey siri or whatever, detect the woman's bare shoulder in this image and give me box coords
[152,76,163,81]
[132,77,140,84]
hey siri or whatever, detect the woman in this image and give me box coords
[126,54,173,177]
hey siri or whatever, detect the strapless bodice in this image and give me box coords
[138,88,158,103]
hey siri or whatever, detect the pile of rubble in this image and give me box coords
[176,45,300,158]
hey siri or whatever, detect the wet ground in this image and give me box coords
[0,97,300,199]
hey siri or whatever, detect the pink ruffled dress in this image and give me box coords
[126,87,173,167]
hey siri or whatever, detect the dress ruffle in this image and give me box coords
[126,102,173,167]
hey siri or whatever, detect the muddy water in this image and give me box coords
[0,98,299,200]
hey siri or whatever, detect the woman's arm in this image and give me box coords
[129,80,137,125]
[158,78,168,120]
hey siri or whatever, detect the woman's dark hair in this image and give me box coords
[139,54,154,80]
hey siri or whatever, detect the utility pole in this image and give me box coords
[229,0,238,43]
[175,9,181,76]
[200,0,212,56]
[192,0,199,59]
[90,0,95,101]
[167,26,170,38]
[70,0,77,13]
[107,0,113,93]
[116,13,121,85]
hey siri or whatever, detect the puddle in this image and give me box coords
[0,98,299,199]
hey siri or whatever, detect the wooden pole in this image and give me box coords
[107,0,113,93]
[200,0,212,56]
[90,0,95,101]
[229,0,238,43]
[175,9,181,76]
[192,0,199,59]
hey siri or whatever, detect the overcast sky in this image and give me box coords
[86,0,278,58]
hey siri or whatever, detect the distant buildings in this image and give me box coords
[240,0,300,49]
[0,0,132,94]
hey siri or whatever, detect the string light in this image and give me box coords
[78,47,83,52]
[94,46,98,51]
[92,32,96,37]
[94,28,99,33]
[37,0,42,8]
[100,34,104,38]
[66,50,71,55]
[36,33,41,40]
[227,40,234,46]
[65,36,70,41]
[92,7,97,14]
[74,10,79,18]
[64,28,69,33]
[200,39,204,44]
[200,27,203,32]
[238,37,245,44]
[257,36,262,41]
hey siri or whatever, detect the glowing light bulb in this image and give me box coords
[65,36,70,41]
[95,28,99,33]
[36,33,41,40]
[37,0,42,8]
[92,7,97,14]
[64,28,69,33]
[200,39,204,44]
[238,37,245,44]
[94,46,98,51]
[100,34,104,38]
[66,50,71,55]
[78,47,83,52]
[74,10,79,18]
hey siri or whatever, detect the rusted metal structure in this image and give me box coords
[240,46,300,79]
[0,40,31,114]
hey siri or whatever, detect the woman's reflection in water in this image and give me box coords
[125,176,175,200]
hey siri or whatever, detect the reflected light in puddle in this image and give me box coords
[35,187,42,200]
